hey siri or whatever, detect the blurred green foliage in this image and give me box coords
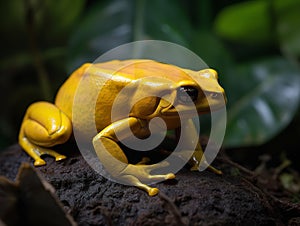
[0,0,299,150]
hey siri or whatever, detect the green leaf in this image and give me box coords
[214,0,272,45]
[67,0,191,71]
[191,31,235,74]
[224,57,300,147]
[34,0,85,45]
[274,0,300,58]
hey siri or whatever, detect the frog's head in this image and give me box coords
[125,61,226,120]
[162,68,226,116]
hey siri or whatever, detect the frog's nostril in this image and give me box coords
[210,92,219,99]
[178,86,198,103]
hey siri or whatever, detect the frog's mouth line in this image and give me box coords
[161,106,203,118]
[161,103,225,117]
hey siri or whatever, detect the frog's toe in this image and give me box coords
[55,155,66,161]
[191,164,223,175]
[208,165,223,175]
[165,173,175,180]
[148,188,159,196]
[34,158,46,166]
[148,173,175,181]
[136,157,151,165]
[190,165,199,171]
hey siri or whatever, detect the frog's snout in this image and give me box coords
[203,88,227,110]
[206,91,226,101]
[205,87,227,104]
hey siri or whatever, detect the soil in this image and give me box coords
[0,144,299,226]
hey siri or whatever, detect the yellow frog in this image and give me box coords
[19,59,226,196]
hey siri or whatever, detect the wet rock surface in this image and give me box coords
[0,144,299,226]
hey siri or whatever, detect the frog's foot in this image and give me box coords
[38,146,67,162]
[33,152,66,166]
[191,165,223,175]
[187,149,223,175]
[207,165,223,175]
[34,146,67,166]
[190,163,222,175]
[20,137,66,166]
[34,158,46,166]
[120,163,175,196]
[123,175,159,196]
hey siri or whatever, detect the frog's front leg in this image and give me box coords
[189,143,222,175]
[19,102,72,166]
[93,117,175,196]
[177,119,222,175]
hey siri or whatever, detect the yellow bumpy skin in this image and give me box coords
[19,102,72,166]
[19,60,226,196]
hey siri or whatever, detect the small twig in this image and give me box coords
[158,191,188,226]
[218,155,256,177]
[241,177,278,217]
[242,177,300,223]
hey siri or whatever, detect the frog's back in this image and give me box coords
[54,61,132,130]
[97,59,194,83]
[55,63,92,118]
[55,60,196,131]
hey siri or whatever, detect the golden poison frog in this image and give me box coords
[19,60,226,196]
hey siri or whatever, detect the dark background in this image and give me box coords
[0,0,299,196]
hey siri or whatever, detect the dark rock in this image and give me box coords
[0,144,298,225]
[0,163,76,226]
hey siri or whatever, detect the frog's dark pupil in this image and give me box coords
[178,86,198,103]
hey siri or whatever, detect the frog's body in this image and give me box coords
[19,59,226,196]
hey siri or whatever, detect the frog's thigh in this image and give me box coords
[19,101,72,165]
[22,102,72,146]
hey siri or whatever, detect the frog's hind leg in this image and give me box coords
[19,137,67,166]
[19,101,72,166]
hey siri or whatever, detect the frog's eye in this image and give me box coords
[178,86,198,103]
